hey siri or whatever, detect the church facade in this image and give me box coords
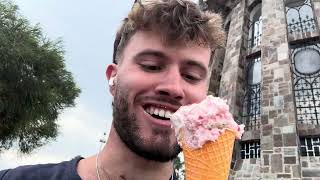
[204,0,320,179]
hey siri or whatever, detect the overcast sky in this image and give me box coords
[0,0,197,169]
[0,0,133,169]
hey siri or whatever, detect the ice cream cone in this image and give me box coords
[182,130,236,180]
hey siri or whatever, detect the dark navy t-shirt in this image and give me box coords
[0,156,83,180]
[0,156,178,180]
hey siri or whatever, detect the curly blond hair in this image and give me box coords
[112,0,226,65]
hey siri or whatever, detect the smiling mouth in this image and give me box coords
[143,105,174,121]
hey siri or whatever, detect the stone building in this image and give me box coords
[203,0,320,179]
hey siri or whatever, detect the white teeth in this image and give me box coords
[164,111,172,118]
[154,108,159,115]
[159,109,165,117]
[145,106,174,119]
[150,107,154,114]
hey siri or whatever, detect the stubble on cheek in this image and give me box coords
[112,84,181,162]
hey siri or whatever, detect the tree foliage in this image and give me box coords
[0,0,80,153]
[173,154,185,180]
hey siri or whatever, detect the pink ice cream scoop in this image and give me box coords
[170,95,245,149]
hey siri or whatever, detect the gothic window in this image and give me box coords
[286,0,317,34]
[248,3,262,49]
[300,137,320,156]
[242,55,261,130]
[291,41,320,125]
[240,141,261,159]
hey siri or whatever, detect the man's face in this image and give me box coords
[109,30,211,162]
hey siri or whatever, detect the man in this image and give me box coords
[0,0,225,179]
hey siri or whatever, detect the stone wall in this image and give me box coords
[206,0,242,17]
[208,48,225,96]
[215,0,247,177]
[301,156,320,179]
[218,0,246,122]
[206,0,320,179]
[260,0,301,179]
[230,159,261,180]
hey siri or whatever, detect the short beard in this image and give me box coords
[112,85,181,162]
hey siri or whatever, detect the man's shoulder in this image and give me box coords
[0,156,83,180]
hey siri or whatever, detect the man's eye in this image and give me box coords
[140,64,162,71]
[183,74,201,83]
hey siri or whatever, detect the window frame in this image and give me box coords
[285,0,318,34]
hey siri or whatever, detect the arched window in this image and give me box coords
[242,55,261,130]
[248,3,262,49]
[291,41,320,125]
[286,0,317,34]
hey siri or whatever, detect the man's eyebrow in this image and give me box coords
[133,49,169,60]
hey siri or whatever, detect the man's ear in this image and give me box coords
[106,63,118,96]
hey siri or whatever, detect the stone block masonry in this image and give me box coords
[260,0,300,178]
[206,0,320,179]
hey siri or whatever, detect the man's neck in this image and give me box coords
[77,127,174,180]
[100,127,174,180]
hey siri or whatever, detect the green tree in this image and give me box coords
[0,0,80,153]
[173,153,185,180]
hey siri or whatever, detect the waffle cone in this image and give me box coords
[182,130,236,180]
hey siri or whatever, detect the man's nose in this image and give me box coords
[154,71,185,100]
